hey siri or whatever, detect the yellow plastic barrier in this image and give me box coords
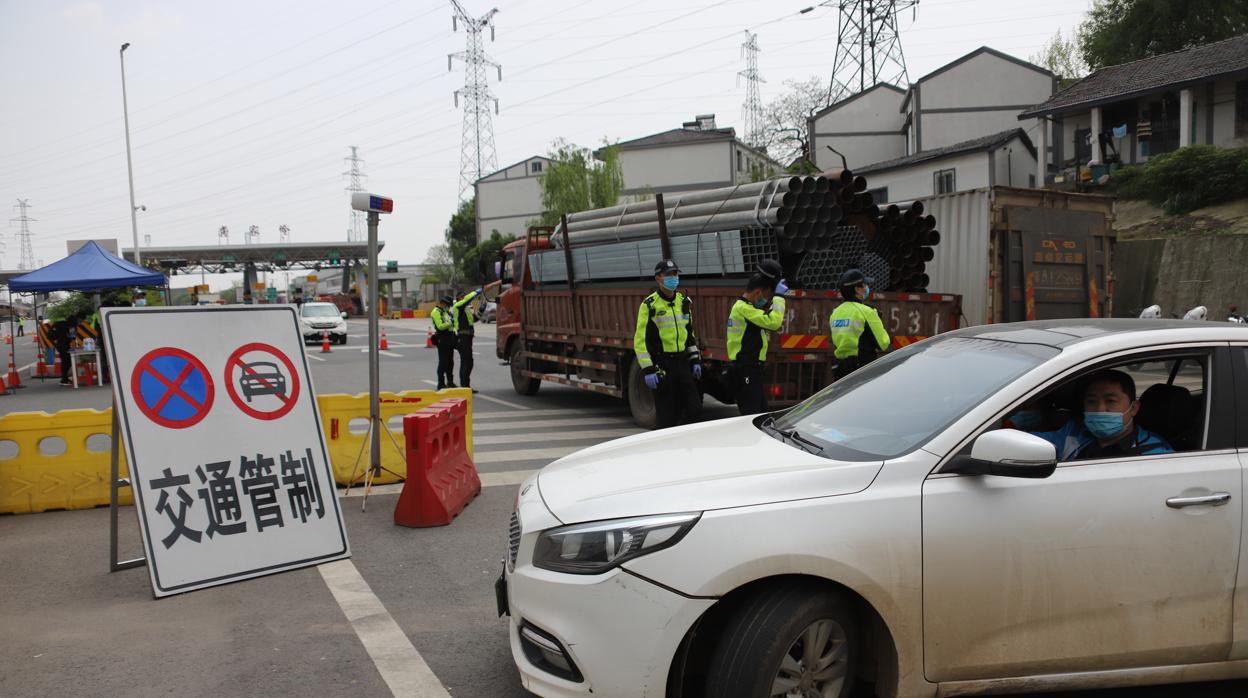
[317,388,473,486]
[0,389,471,514]
[0,409,133,514]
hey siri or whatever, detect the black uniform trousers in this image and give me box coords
[652,353,701,429]
[456,333,474,387]
[435,332,457,388]
[732,360,767,415]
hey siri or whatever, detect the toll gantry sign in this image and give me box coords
[102,306,349,598]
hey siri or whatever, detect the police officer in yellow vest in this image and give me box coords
[634,259,702,428]
[726,272,788,415]
[431,295,458,390]
[451,287,484,392]
[829,268,890,380]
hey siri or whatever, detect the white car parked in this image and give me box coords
[499,320,1248,698]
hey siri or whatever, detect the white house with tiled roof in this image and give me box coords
[1020,33,1248,184]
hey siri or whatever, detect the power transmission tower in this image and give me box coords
[218,226,230,245]
[738,31,765,148]
[11,199,36,270]
[342,146,367,242]
[279,224,291,243]
[824,0,918,104]
[449,0,501,202]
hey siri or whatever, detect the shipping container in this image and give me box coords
[917,186,1115,325]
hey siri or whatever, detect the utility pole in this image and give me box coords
[11,199,36,271]
[449,0,501,202]
[824,0,918,104]
[738,31,765,148]
[218,225,229,245]
[279,224,291,243]
[342,146,367,242]
[119,43,143,266]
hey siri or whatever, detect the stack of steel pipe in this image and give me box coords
[551,175,844,250]
[865,200,939,292]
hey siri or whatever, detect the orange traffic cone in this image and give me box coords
[3,335,10,345]
[379,327,389,350]
[6,356,23,389]
[34,350,47,378]
[321,330,332,353]
[425,326,434,348]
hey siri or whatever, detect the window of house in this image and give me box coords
[1236,81,1248,138]
[531,161,543,174]
[737,152,745,173]
[1029,174,1036,188]
[934,169,956,195]
[866,186,889,204]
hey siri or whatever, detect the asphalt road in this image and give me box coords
[1,316,1245,697]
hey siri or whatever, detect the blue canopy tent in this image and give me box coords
[7,240,166,292]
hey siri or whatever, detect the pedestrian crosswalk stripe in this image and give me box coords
[473,408,626,420]
[474,416,632,431]
[476,446,582,464]
[475,428,638,446]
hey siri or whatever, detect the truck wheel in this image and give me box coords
[627,361,657,429]
[509,341,540,396]
[702,585,858,698]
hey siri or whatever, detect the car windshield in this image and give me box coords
[770,336,1059,460]
[302,305,339,318]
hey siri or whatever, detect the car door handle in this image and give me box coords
[1166,492,1232,509]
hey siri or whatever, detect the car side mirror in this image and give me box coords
[340,311,348,319]
[942,429,1057,479]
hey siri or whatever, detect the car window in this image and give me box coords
[772,336,1058,460]
[301,305,339,318]
[997,352,1210,462]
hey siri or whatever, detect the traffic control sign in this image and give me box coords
[102,306,349,598]
[131,347,214,429]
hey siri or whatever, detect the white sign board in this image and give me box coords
[102,306,349,597]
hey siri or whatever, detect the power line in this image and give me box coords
[343,146,367,242]
[449,0,502,202]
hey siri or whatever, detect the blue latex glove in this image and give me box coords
[644,373,661,390]
[774,279,790,296]
[475,287,484,296]
[692,363,703,380]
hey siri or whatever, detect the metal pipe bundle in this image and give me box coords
[552,175,844,249]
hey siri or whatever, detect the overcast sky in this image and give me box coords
[0,0,1091,290]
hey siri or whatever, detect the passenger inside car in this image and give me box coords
[1027,369,1173,461]
[1003,396,1071,432]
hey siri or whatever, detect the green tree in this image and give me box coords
[1030,30,1088,86]
[444,197,476,269]
[460,231,517,284]
[536,139,624,224]
[1077,0,1248,70]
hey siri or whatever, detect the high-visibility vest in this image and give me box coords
[726,296,786,362]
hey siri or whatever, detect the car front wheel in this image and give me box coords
[703,585,857,698]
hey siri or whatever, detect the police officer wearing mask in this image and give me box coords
[634,259,702,428]
[829,268,890,380]
[451,287,485,392]
[726,271,788,415]
[431,295,458,390]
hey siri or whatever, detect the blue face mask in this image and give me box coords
[662,276,679,291]
[1084,411,1127,439]
[862,285,871,298]
[1009,409,1046,431]
[752,298,768,308]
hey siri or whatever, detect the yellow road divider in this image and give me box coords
[0,389,472,514]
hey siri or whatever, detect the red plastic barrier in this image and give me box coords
[394,398,480,527]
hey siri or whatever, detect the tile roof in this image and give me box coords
[856,128,1035,174]
[614,127,736,149]
[1020,33,1248,118]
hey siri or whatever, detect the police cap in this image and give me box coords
[654,259,681,275]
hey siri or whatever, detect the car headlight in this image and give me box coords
[532,512,700,575]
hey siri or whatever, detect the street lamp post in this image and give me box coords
[119,43,142,266]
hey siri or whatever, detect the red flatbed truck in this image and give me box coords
[494,228,961,428]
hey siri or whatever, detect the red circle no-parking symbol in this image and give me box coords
[223,343,301,421]
[131,347,215,429]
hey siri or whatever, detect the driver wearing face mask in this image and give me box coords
[1029,369,1173,461]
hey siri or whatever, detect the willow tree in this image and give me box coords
[537,140,624,225]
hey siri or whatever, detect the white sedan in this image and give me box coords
[498,319,1248,698]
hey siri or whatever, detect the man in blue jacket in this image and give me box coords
[1030,369,1172,461]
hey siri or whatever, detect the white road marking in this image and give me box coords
[360,348,404,357]
[18,361,35,372]
[306,355,327,362]
[420,380,530,410]
[475,428,637,445]
[473,415,631,431]
[473,408,611,419]
[317,559,451,698]
[476,446,581,464]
